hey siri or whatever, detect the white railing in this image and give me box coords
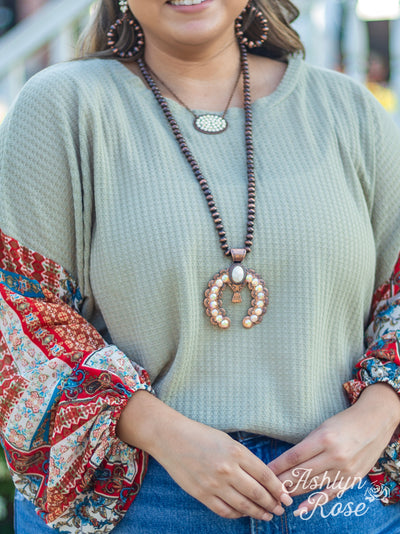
[0,0,94,113]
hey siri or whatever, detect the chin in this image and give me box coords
[174,34,219,47]
[169,23,232,49]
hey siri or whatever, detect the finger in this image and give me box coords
[239,451,291,505]
[231,471,284,514]
[281,468,349,497]
[207,496,246,520]
[278,457,365,498]
[276,454,334,495]
[293,490,330,517]
[294,483,353,516]
[217,486,278,520]
[268,437,324,477]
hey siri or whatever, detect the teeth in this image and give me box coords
[169,0,206,5]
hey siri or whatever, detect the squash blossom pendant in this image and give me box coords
[204,249,269,329]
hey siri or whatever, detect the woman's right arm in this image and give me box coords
[0,66,155,533]
[0,229,153,533]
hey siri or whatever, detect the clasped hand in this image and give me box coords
[118,391,292,521]
[150,417,292,521]
[268,383,400,514]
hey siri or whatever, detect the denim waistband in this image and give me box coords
[229,431,273,444]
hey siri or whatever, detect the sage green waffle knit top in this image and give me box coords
[1,56,400,443]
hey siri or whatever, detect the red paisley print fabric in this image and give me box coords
[0,229,153,533]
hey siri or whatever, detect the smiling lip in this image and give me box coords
[166,0,213,13]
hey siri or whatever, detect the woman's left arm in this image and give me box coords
[343,252,400,503]
[268,84,400,513]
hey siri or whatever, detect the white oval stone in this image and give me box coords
[231,266,245,284]
[194,114,227,134]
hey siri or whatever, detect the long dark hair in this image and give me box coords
[77,0,305,61]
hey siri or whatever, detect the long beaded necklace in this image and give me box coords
[138,43,269,329]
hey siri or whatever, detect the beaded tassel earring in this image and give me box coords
[107,0,145,58]
[235,2,269,48]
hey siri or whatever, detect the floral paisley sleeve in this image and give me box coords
[344,253,400,504]
[0,228,153,533]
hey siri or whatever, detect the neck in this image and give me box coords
[142,37,243,111]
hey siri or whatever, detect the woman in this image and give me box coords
[1,0,400,532]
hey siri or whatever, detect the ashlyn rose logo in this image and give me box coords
[283,468,390,520]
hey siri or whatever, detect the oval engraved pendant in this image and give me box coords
[194,114,228,134]
[204,264,269,329]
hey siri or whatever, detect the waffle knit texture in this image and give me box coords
[1,56,400,443]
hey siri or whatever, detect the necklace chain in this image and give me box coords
[137,43,256,258]
[145,62,242,125]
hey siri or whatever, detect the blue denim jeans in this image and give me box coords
[14,432,400,534]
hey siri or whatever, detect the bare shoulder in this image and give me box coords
[248,54,287,100]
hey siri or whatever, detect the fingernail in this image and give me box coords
[261,512,273,521]
[280,493,293,506]
[293,507,308,517]
[272,505,285,516]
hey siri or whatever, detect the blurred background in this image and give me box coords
[0,0,400,532]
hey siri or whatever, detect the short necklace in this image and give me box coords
[145,63,242,135]
[138,44,269,329]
